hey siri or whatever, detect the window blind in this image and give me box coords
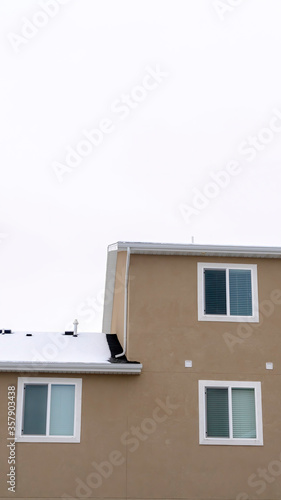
[206,388,229,437]
[232,388,256,438]
[23,384,48,435]
[204,269,227,315]
[229,269,252,316]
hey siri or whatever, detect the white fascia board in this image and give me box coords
[0,362,142,374]
[109,242,281,259]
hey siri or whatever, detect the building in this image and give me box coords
[1,241,281,500]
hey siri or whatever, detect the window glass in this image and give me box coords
[232,388,256,438]
[16,378,82,443]
[205,269,227,315]
[198,263,258,322]
[23,384,48,435]
[229,269,252,316]
[199,380,262,446]
[206,388,229,437]
[50,384,75,436]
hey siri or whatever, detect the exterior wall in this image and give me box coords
[0,372,137,499]
[124,254,281,500]
[2,253,281,499]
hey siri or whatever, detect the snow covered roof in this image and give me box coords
[0,331,142,374]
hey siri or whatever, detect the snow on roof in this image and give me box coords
[0,331,111,364]
[0,331,142,374]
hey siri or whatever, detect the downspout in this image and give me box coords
[115,246,130,358]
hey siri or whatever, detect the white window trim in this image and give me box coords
[16,377,82,443]
[198,380,263,446]
[197,263,259,322]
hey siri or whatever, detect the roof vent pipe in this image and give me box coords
[73,319,78,337]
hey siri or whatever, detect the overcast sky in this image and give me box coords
[1,0,281,332]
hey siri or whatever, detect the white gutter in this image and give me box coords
[115,246,130,358]
[0,361,142,374]
[108,242,281,259]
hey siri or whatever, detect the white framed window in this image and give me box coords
[16,378,82,443]
[197,263,259,322]
[198,380,263,446]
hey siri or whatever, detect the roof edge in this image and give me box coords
[108,242,281,258]
[0,362,142,374]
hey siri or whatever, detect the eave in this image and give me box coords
[0,361,142,374]
[109,242,281,259]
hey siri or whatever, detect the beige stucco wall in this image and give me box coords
[2,253,281,499]
[125,254,281,499]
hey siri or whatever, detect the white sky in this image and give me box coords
[1,0,281,332]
